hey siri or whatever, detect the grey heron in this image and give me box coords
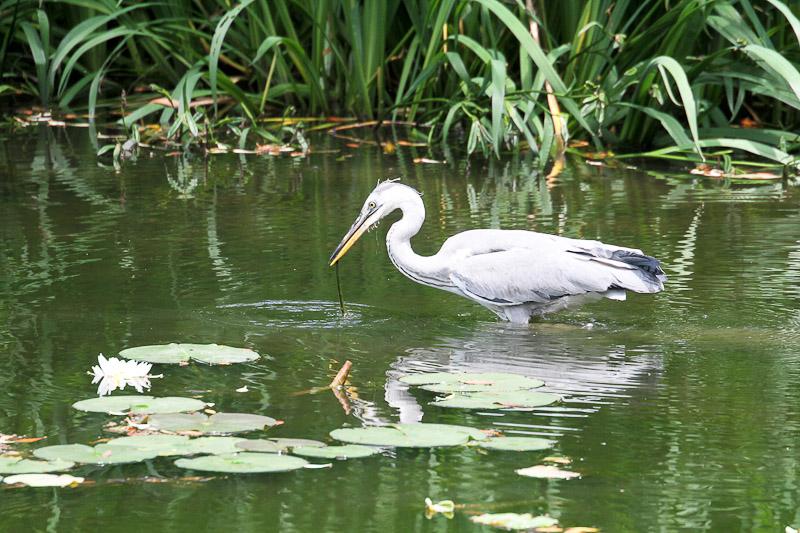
[329,181,666,323]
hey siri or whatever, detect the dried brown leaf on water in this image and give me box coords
[396,140,427,147]
[690,165,724,177]
[734,172,781,180]
[1,434,46,445]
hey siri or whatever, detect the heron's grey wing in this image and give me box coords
[449,248,655,306]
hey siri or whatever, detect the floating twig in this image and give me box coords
[329,360,352,389]
[291,361,353,414]
[291,360,353,398]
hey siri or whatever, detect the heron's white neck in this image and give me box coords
[384,193,446,287]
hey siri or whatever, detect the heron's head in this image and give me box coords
[329,181,420,266]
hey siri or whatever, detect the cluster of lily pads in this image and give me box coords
[0,347,580,530]
[1,394,555,481]
[399,371,562,409]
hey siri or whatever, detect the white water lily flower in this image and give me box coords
[424,498,455,519]
[4,474,85,487]
[89,354,162,396]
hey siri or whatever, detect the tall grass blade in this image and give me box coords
[618,102,694,149]
[765,0,800,47]
[648,57,702,157]
[689,139,793,165]
[490,57,506,157]
[742,44,800,103]
[20,19,49,105]
[209,0,256,116]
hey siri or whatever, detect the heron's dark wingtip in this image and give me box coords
[611,250,667,283]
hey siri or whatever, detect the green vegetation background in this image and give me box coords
[1,0,799,169]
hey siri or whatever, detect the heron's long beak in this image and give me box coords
[329,210,379,266]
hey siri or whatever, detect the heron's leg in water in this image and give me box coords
[503,306,531,324]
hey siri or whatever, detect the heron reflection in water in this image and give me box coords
[329,181,666,324]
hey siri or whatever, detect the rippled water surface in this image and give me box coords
[2,128,800,532]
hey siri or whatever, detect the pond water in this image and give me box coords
[1,126,800,532]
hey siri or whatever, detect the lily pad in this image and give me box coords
[398,372,458,385]
[34,443,157,464]
[183,437,245,455]
[175,452,308,473]
[148,413,277,434]
[0,456,75,474]
[104,435,242,456]
[432,390,560,409]
[120,343,259,365]
[234,439,286,453]
[470,513,558,530]
[478,437,554,452]
[330,423,488,448]
[3,474,84,487]
[105,434,191,455]
[72,395,207,414]
[269,438,327,449]
[292,444,378,459]
[401,372,544,393]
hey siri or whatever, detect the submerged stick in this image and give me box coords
[330,360,353,414]
[335,263,346,316]
[331,386,351,414]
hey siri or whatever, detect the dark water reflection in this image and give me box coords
[1,127,800,531]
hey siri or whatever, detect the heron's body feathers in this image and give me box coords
[431,229,664,320]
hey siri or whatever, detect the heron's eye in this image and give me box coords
[368,201,376,209]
